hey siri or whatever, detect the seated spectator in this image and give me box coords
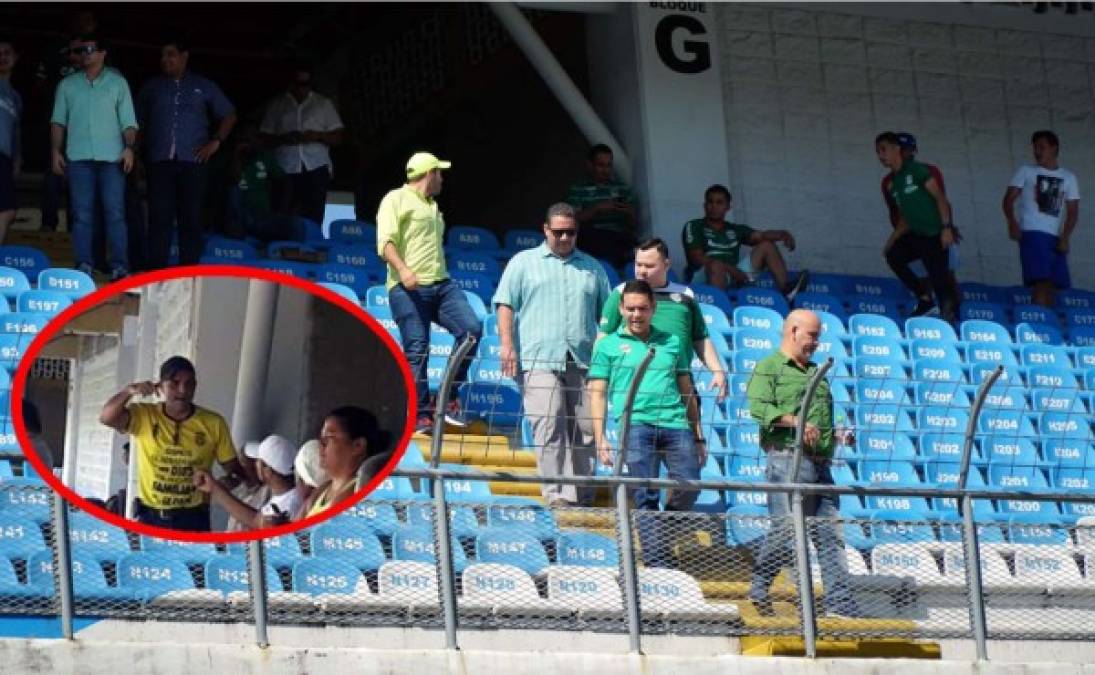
[567,143,638,269]
[226,120,306,242]
[193,434,300,531]
[683,184,808,300]
[299,406,387,519]
[292,438,326,520]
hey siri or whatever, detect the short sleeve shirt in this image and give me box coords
[746,351,834,457]
[0,80,22,160]
[127,403,237,509]
[137,71,235,163]
[376,184,448,290]
[259,91,343,174]
[492,243,610,371]
[237,152,283,218]
[261,489,303,520]
[682,219,755,265]
[566,180,637,233]
[588,326,690,429]
[886,159,944,236]
[51,67,138,162]
[599,281,708,365]
[1008,164,1081,236]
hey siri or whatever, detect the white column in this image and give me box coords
[229,281,280,449]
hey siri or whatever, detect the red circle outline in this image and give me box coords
[11,264,416,544]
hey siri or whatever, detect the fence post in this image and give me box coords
[957,364,1003,661]
[429,335,477,650]
[50,491,74,640]
[788,357,833,658]
[613,347,656,655]
[248,539,270,648]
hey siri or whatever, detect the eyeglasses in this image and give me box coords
[70,45,99,56]
[548,228,578,239]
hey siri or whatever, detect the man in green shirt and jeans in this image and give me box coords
[746,309,860,618]
[589,279,705,568]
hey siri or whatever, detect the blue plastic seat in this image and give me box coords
[486,498,560,540]
[867,510,936,545]
[988,464,1056,519]
[732,327,778,353]
[858,460,923,487]
[0,267,31,305]
[856,430,917,461]
[315,264,371,298]
[864,494,931,517]
[291,558,363,596]
[904,316,957,343]
[961,319,1013,346]
[1028,366,1079,390]
[448,251,502,281]
[1040,411,1092,439]
[854,357,907,381]
[68,512,132,563]
[317,282,359,304]
[1015,322,1064,346]
[0,248,50,283]
[919,432,976,463]
[688,284,734,319]
[847,296,903,323]
[1075,346,1095,370]
[1013,304,1059,327]
[725,505,772,547]
[848,314,902,340]
[335,501,402,539]
[116,552,196,597]
[698,302,732,338]
[1044,439,1094,468]
[0,484,51,523]
[405,503,481,541]
[251,259,320,279]
[847,275,905,299]
[328,220,377,246]
[855,378,908,404]
[202,236,258,262]
[475,527,550,575]
[556,532,619,568]
[327,244,383,273]
[595,259,621,287]
[909,340,961,363]
[205,555,282,594]
[0,312,48,336]
[793,292,846,320]
[980,435,1042,466]
[732,348,769,375]
[912,358,967,384]
[1053,466,1095,491]
[727,424,761,456]
[503,229,541,252]
[961,283,1007,305]
[448,226,500,251]
[139,536,218,566]
[734,287,789,315]
[732,305,782,333]
[450,270,494,305]
[980,383,1030,413]
[803,273,850,297]
[17,290,71,315]
[391,526,468,574]
[914,380,970,408]
[959,302,1008,325]
[917,406,969,434]
[1020,343,1073,369]
[226,534,305,569]
[1007,514,1068,544]
[365,285,388,309]
[924,461,994,520]
[310,521,387,572]
[458,381,522,429]
[978,409,1036,437]
[463,291,488,321]
[366,304,400,338]
[0,515,46,561]
[38,268,95,299]
[1066,308,1095,333]
[438,463,494,503]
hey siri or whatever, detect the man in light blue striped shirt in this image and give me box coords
[493,202,611,507]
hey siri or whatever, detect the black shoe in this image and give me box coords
[910,297,936,317]
[784,269,809,304]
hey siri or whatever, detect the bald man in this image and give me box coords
[745,309,861,619]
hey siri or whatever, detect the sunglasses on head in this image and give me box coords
[70,45,100,56]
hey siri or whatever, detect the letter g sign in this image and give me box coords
[655,14,711,74]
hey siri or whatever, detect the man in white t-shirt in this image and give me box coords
[194,434,301,531]
[1003,129,1080,308]
[259,63,344,226]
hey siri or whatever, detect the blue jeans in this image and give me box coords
[388,280,482,413]
[749,450,859,616]
[67,160,128,271]
[625,424,699,568]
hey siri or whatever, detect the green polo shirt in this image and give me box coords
[51,67,138,162]
[493,242,610,371]
[589,326,690,430]
[598,281,708,365]
[376,184,448,290]
[566,179,637,234]
[682,218,755,266]
[746,350,834,456]
[886,159,943,236]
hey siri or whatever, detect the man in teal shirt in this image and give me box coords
[746,309,860,618]
[493,202,610,507]
[51,35,137,280]
[589,279,705,567]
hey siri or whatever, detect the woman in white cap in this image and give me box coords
[193,434,301,530]
[291,439,326,520]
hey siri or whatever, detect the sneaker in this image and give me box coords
[784,269,810,303]
[76,262,95,276]
[110,267,129,282]
[414,414,434,435]
[910,296,936,317]
[443,398,469,427]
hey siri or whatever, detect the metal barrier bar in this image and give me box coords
[248,539,270,648]
[51,492,74,640]
[789,358,833,658]
[958,365,1004,491]
[613,346,656,655]
[429,335,477,650]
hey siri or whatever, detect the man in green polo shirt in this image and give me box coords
[876,131,958,321]
[682,184,808,301]
[378,151,482,434]
[746,309,861,619]
[598,237,727,402]
[589,279,705,567]
[566,143,638,269]
[50,34,137,280]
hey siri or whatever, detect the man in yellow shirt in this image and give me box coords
[377,151,482,434]
[100,356,255,531]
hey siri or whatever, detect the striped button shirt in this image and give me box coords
[492,242,610,372]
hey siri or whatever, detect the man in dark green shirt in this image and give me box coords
[876,131,958,321]
[567,143,638,268]
[746,309,861,618]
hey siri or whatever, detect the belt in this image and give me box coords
[137,501,209,520]
[763,446,832,466]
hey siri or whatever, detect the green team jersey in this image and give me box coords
[566,180,637,233]
[682,218,755,265]
[589,326,691,429]
[886,159,943,236]
[599,281,708,364]
[237,152,283,218]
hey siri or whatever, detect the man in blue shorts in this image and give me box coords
[1003,129,1080,308]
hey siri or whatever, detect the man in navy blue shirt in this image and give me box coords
[138,38,236,269]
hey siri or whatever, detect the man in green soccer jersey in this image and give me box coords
[567,143,638,269]
[876,131,958,321]
[682,184,808,300]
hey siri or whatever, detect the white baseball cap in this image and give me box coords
[294,439,328,488]
[245,434,297,476]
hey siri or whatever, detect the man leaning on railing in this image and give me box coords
[745,308,862,619]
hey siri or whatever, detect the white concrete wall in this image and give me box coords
[71,338,120,499]
[715,2,1095,289]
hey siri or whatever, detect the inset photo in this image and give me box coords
[12,267,412,542]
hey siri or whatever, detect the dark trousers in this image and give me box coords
[287,166,330,227]
[40,147,66,231]
[579,228,635,270]
[886,232,956,312]
[147,160,206,269]
[135,501,211,532]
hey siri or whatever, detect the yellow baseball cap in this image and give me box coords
[406,151,452,179]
